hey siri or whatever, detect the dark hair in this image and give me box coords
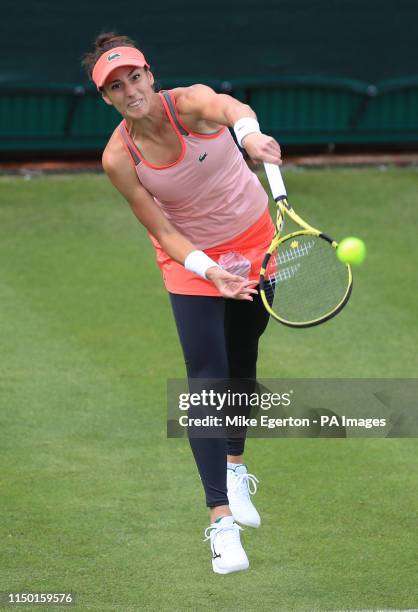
[82,32,142,81]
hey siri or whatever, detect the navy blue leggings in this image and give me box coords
[169,292,270,507]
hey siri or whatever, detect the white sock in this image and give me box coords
[227,462,244,470]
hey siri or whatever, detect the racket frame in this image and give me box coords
[260,185,353,328]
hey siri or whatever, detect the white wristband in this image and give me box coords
[233,117,261,147]
[184,250,219,280]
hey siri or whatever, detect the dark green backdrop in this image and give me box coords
[2,1,418,152]
[2,0,418,84]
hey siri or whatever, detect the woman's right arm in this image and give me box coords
[102,145,258,301]
[103,146,198,264]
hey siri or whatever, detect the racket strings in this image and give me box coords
[263,235,350,323]
[276,239,315,264]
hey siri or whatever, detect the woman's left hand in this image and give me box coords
[206,267,259,301]
[242,133,282,165]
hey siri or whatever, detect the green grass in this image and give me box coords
[0,169,417,611]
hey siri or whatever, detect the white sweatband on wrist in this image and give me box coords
[233,117,261,147]
[184,250,220,280]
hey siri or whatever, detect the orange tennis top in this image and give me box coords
[117,89,274,296]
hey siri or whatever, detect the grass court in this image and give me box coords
[0,167,417,611]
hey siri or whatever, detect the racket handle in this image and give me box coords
[263,163,287,200]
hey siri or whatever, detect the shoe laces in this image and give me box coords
[203,521,244,551]
[230,471,259,497]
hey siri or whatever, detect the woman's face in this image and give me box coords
[101,65,155,119]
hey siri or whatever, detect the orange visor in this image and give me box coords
[92,46,150,89]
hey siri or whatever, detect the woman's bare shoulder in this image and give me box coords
[169,84,212,105]
[169,85,223,132]
[102,127,127,173]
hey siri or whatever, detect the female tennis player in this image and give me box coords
[82,33,282,575]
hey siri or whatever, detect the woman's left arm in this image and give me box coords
[175,84,282,164]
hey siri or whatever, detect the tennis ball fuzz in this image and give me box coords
[337,237,366,265]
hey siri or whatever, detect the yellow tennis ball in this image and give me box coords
[337,237,366,265]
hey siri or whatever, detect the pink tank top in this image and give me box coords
[117,90,268,249]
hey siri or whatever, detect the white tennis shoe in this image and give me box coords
[204,516,249,575]
[227,464,261,528]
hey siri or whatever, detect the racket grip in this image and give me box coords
[264,163,287,200]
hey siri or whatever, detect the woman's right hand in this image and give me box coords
[206,267,259,301]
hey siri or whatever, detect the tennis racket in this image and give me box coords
[260,163,353,328]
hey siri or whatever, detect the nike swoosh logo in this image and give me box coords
[212,546,221,559]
